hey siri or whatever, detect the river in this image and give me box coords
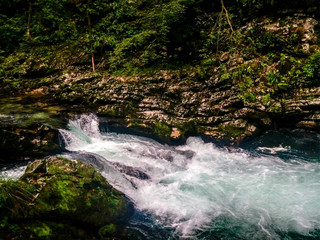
[2,113,320,239]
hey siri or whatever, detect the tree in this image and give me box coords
[86,3,95,72]
[73,0,97,72]
[26,0,32,39]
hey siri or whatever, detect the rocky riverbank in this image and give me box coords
[42,14,319,144]
[2,14,320,146]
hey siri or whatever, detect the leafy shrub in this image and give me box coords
[247,26,285,54]
[303,51,320,85]
[266,70,280,85]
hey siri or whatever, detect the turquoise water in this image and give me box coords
[58,114,320,239]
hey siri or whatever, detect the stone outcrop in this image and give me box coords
[53,74,320,145]
[53,73,270,144]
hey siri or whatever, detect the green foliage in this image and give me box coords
[108,0,190,71]
[235,0,275,7]
[0,0,319,83]
[30,223,52,238]
[238,92,256,102]
[261,93,271,105]
[266,69,291,91]
[99,224,117,237]
[233,60,265,102]
[0,0,228,74]
[245,26,285,55]
[303,51,320,85]
[266,70,280,85]
[198,11,235,58]
[0,13,26,55]
[0,180,33,217]
[110,30,158,70]
[0,180,32,234]
[234,49,320,107]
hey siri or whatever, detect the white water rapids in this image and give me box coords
[57,114,320,239]
[3,114,320,239]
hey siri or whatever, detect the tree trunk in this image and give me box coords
[26,0,32,40]
[221,0,233,32]
[87,9,95,72]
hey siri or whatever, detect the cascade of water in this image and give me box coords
[3,113,320,239]
[57,114,320,239]
[0,162,29,180]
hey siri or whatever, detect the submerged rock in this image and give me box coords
[0,157,133,239]
[113,162,150,180]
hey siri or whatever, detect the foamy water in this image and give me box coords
[0,162,29,180]
[57,114,320,239]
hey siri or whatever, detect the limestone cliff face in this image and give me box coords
[81,74,265,144]
[51,72,320,145]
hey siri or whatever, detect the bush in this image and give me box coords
[303,51,320,85]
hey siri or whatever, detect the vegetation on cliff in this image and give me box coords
[0,0,318,75]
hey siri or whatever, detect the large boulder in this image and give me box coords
[0,157,133,239]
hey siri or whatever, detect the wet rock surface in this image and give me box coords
[0,96,67,163]
[52,73,275,144]
[0,124,62,163]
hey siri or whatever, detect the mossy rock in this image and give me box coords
[23,157,133,226]
[0,157,133,239]
[218,121,247,138]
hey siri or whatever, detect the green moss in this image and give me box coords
[99,224,117,237]
[51,180,77,212]
[178,121,199,138]
[0,157,132,238]
[127,116,141,128]
[218,123,245,138]
[154,121,171,139]
[104,108,121,117]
